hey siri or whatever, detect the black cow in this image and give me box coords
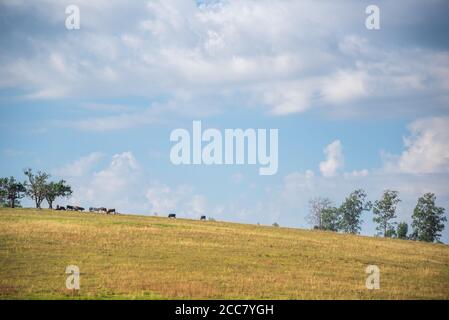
[200,215,206,221]
[66,205,74,211]
[73,206,84,212]
[168,213,176,218]
[89,207,106,213]
[107,208,116,214]
[55,205,66,211]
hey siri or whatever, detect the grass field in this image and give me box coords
[0,208,448,299]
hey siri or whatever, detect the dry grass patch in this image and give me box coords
[1,208,448,299]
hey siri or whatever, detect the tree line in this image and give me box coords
[1,170,446,243]
[0,169,72,209]
[307,189,447,243]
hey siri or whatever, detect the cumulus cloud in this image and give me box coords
[54,152,104,177]
[56,152,141,210]
[394,117,449,174]
[88,152,139,196]
[53,151,212,216]
[319,140,344,177]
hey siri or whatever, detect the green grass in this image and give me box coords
[0,207,448,299]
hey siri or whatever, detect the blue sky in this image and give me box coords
[1,0,449,242]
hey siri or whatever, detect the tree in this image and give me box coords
[373,190,401,237]
[384,227,397,238]
[397,222,408,240]
[339,189,372,234]
[0,178,6,206]
[45,180,72,209]
[0,176,26,208]
[321,206,340,232]
[412,193,446,242]
[307,197,332,229]
[24,168,50,209]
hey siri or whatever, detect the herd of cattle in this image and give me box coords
[55,205,117,214]
[54,206,207,220]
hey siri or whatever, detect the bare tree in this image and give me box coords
[307,197,332,229]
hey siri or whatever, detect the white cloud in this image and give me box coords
[145,184,181,215]
[344,169,369,178]
[187,194,207,216]
[338,35,369,56]
[262,83,310,116]
[90,152,139,189]
[321,70,367,104]
[68,107,161,131]
[319,140,344,177]
[67,95,221,131]
[395,117,449,174]
[60,152,141,211]
[145,183,207,217]
[54,152,104,177]
[53,151,211,216]
[2,0,448,122]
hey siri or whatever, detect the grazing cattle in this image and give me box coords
[88,207,107,213]
[73,206,84,212]
[168,213,176,218]
[66,205,74,211]
[107,208,116,214]
[200,215,206,221]
[55,205,66,211]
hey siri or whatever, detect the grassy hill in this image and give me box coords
[0,208,448,299]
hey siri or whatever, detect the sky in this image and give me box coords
[1,0,449,242]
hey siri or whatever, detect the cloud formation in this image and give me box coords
[319,140,344,177]
[54,152,104,177]
[398,117,449,174]
[383,117,449,174]
[1,0,449,126]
